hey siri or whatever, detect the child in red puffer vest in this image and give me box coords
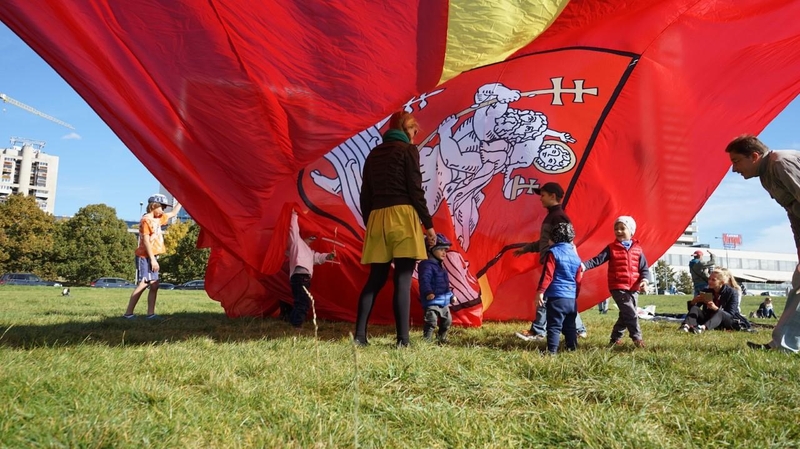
[582,216,651,348]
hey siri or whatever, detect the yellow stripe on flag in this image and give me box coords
[440,0,570,84]
[478,274,494,311]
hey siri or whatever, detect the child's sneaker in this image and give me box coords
[122,314,135,319]
[691,325,705,334]
[578,331,588,338]
[633,339,645,348]
[608,339,623,347]
[145,314,161,320]
[678,324,690,332]
[515,330,545,342]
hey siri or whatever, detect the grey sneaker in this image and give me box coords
[122,314,135,319]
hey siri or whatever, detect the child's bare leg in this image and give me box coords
[125,281,150,315]
[146,282,159,315]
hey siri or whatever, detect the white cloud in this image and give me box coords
[61,132,82,140]
[745,223,795,254]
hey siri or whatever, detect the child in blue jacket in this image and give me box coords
[417,233,456,343]
[537,222,583,354]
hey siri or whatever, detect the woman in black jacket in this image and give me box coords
[354,111,437,347]
[680,268,742,333]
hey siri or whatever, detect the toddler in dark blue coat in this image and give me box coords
[417,233,456,343]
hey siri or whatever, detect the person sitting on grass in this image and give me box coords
[679,269,745,333]
[582,216,650,348]
[417,233,456,343]
[757,297,778,319]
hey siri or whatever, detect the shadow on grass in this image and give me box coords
[3,311,770,352]
[450,332,630,353]
[0,312,404,349]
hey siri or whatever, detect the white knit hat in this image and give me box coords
[615,216,636,236]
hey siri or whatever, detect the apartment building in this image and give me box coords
[0,138,59,214]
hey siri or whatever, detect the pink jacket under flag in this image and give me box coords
[288,211,329,277]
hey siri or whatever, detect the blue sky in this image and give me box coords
[1,23,798,253]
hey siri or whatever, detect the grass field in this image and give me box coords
[0,286,797,448]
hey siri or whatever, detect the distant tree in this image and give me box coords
[160,222,209,283]
[653,260,676,294]
[677,270,693,295]
[163,220,190,255]
[56,204,137,285]
[0,194,58,277]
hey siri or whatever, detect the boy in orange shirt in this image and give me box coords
[123,194,182,319]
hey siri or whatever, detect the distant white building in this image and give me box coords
[0,138,59,214]
[656,219,796,294]
[660,245,795,283]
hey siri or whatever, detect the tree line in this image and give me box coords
[653,259,693,294]
[2,194,696,292]
[0,194,209,285]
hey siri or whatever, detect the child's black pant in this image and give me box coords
[423,305,452,339]
[290,273,312,327]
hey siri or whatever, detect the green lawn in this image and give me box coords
[0,286,796,448]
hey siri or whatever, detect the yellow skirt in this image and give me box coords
[361,204,427,264]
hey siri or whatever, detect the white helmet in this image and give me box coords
[147,193,171,207]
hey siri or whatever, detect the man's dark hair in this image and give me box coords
[534,182,565,201]
[725,135,769,157]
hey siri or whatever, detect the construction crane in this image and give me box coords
[0,92,75,130]
[10,136,47,150]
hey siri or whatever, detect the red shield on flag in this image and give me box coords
[299,48,637,323]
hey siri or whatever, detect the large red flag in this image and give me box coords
[2,0,800,325]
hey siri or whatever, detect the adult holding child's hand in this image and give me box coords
[354,110,435,348]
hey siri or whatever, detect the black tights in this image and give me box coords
[354,258,416,344]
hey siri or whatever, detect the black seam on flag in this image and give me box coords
[450,297,482,312]
[465,46,641,73]
[562,54,640,208]
[297,169,363,241]
[475,49,641,280]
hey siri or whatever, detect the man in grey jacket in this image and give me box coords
[727,135,800,352]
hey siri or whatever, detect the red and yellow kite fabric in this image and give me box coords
[3,1,800,326]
